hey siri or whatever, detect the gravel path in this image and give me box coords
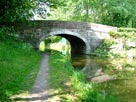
[29,53,49,102]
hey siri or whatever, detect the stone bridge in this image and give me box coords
[12,20,117,54]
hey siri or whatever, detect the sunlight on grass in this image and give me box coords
[0,39,41,101]
[39,37,71,55]
[50,42,65,52]
[39,41,46,51]
[48,52,120,102]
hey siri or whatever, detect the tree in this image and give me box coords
[70,0,95,22]
[98,0,136,27]
[0,0,66,22]
[48,0,102,22]
[0,0,36,22]
[49,0,136,27]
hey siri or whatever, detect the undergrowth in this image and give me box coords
[48,52,120,102]
[0,27,41,101]
[92,28,136,58]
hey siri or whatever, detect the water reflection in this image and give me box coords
[72,55,113,82]
[101,79,136,102]
[72,55,136,102]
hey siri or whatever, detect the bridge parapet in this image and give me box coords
[9,20,116,31]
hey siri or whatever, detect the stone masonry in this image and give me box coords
[11,20,117,54]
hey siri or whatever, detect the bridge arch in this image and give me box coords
[44,30,90,54]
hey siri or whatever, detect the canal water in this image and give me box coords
[72,54,136,102]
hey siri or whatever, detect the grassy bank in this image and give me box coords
[48,52,119,102]
[0,27,41,101]
[92,28,136,58]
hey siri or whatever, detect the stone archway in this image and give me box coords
[46,30,90,54]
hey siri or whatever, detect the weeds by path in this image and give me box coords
[0,28,41,101]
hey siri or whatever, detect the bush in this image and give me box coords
[118,28,136,32]
[0,27,17,40]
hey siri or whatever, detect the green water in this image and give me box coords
[72,55,136,102]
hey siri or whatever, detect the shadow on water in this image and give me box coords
[71,54,136,102]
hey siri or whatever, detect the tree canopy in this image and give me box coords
[0,0,35,22]
[0,0,66,22]
[48,0,136,27]
[1,0,136,27]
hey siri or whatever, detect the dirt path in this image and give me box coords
[29,53,49,102]
[11,53,59,101]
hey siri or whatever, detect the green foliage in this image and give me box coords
[118,28,136,32]
[92,39,115,57]
[39,36,62,52]
[109,31,127,38]
[109,29,136,41]
[49,52,73,89]
[103,39,115,47]
[108,31,117,37]
[48,1,73,20]
[49,0,136,27]
[0,27,17,41]
[0,27,41,101]
[43,36,62,46]
[48,0,67,8]
[0,0,67,22]
[70,64,119,102]
[48,0,97,22]
[0,0,36,22]
[94,0,136,27]
[49,52,119,102]
[94,29,136,58]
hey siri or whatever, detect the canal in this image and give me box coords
[72,54,136,102]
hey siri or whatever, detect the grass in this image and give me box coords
[49,52,73,89]
[48,52,120,102]
[0,27,119,101]
[0,36,41,101]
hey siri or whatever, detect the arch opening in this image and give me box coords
[39,30,88,54]
[39,34,87,54]
[54,34,87,54]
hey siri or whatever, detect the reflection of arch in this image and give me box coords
[46,30,90,54]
